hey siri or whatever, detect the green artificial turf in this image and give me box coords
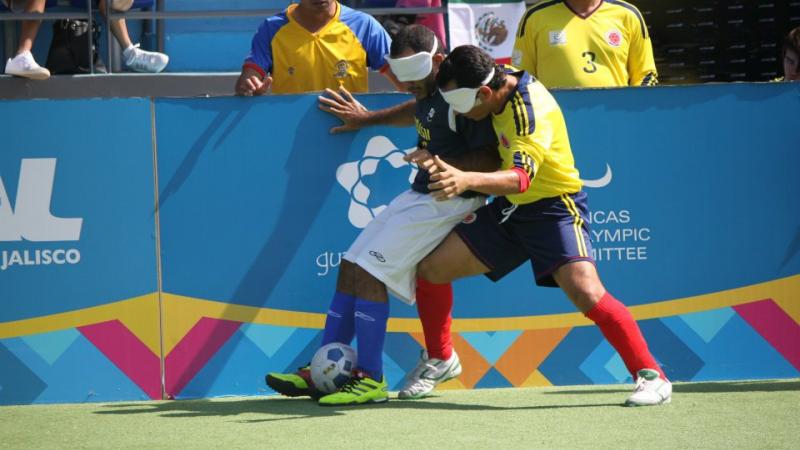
[1,379,798,449]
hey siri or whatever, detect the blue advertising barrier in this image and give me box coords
[0,99,160,403]
[157,84,800,316]
[1,82,798,404]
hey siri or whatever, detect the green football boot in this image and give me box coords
[265,365,323,399]
[317,371,389,406]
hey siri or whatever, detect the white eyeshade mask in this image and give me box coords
[385,39,438,82]
[439,68,495,113]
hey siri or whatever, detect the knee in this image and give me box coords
[418,257,450,284]
[574,286,606,311]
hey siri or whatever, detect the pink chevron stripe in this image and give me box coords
[734,299,800,371]
[164,317,241,398]
[78,320,162,400]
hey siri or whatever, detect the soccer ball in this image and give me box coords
[310,342,357,394]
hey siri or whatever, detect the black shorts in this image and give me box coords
[454,191,594,287]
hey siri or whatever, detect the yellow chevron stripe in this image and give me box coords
[515,92,531,136]
[569,194,588,257]
[510,95,523,136]
[160,293,327,354]
[0,293,162,355]
[520,370,553,387]
[561,194,587,257]
[1,275,797,340]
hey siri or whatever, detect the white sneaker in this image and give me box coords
[5,51,50,80]
[123,44,169,73]
[626,368,672,406]
[398,350,462,399]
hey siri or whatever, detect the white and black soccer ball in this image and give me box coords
[310,342,357,394]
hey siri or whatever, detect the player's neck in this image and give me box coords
[492,75,518,115]
[564,0,603,17]
[292,1,338,33]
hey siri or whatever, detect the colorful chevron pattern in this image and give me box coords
[1,276,798,404]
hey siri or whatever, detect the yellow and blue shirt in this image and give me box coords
[244,2,391,94]
[512,0,657,88]
[493,68,582,205]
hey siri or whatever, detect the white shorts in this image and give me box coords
[343,190,486,305]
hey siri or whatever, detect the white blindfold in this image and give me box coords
[439,68,495,113]
[385,40,438,82]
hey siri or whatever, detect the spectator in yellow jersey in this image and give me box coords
[779,26,799,82]
[235,0,396,95]
[512,0,657,88]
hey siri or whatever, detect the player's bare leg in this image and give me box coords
[417,231,490,283]
[553,261,671,406]
[349,261,388,303]
[551,260,605,313]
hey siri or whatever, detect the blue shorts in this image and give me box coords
[454,191,594,287]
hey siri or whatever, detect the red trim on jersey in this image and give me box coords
[242,62,266,79]
[495,57,512,64]
[511,167,531,193]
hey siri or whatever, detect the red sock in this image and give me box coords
[585,292,666,380]
[415,278,453,360]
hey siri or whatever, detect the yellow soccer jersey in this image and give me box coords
[244,3,391,94]
[512,0,657,88]
[492,69,583,205]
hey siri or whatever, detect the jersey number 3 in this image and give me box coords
[582,51,597,73]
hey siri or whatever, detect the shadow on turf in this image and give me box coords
[544,379,800,395]
[94,396,623,422]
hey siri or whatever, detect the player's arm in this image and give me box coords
[425,156,521,200]
[626,12,658,86]
[426,129,544,200]
[318,87,415,134]
[237,20,274,96]
[404,142,501,174]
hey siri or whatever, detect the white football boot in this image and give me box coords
[398,350,462,399]
[626,368,672,406]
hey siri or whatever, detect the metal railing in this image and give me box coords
[1,3,447,74]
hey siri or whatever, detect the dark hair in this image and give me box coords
[784,26,800,63]
[389,24,446,58]
[436,45,505,90]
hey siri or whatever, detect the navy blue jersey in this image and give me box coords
[411,91,498,197]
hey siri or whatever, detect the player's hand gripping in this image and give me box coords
[318,87,368,134]
[403,148,437,172]
[427,155,473,201]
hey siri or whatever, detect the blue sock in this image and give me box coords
[354,298,389,381]
[321,292,356,346]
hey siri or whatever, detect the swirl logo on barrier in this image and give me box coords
[335,136,417,228]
